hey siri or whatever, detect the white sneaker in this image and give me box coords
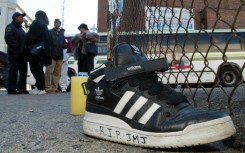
[30,90,46,95]
[38,90,46,95]
[29,87,38,94]
[61,88,67,93]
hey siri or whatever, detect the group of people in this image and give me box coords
[4,10,99,95]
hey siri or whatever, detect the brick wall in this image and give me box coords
[98,0,107,32]
[206,9,245,29]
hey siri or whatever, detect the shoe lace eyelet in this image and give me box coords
[138,86,144,91]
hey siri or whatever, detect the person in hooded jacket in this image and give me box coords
[4,12,28,94]
[25,10,52,95]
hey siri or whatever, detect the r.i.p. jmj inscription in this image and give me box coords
[99,126,147,144]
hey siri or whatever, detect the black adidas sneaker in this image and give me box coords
[83,42,236,148]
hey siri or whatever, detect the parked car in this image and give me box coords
[0,52,8,89]
[0,52,107,91]
[0,51,77,92]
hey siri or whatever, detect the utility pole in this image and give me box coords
[61,0,66,28]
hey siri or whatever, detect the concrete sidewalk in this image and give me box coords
[0,91,241,153]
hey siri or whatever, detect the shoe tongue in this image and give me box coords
[112,43,148,67]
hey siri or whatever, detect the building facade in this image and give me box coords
[0,0,32,53]
[97,0,245,33]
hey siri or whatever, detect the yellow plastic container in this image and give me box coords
[70,76,88,115]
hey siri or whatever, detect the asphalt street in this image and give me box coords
[0,88,243,153]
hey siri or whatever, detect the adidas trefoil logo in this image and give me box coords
[94,87,104,101]
[95,87,103,95]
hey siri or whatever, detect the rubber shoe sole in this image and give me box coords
[83,112,236,148]
[30,90,46,95]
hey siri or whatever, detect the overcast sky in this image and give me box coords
[17,0,98,35]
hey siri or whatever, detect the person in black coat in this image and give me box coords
[25,10,52,95]
[4,12,28,94]
[45,19,67,93]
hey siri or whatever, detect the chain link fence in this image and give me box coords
[108,0,245,150]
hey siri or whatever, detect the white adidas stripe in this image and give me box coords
[93,75,105,83]
[138,103,160,124]
[113,91,161,124]
[126,96,148,119]
[113,91,135,114]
